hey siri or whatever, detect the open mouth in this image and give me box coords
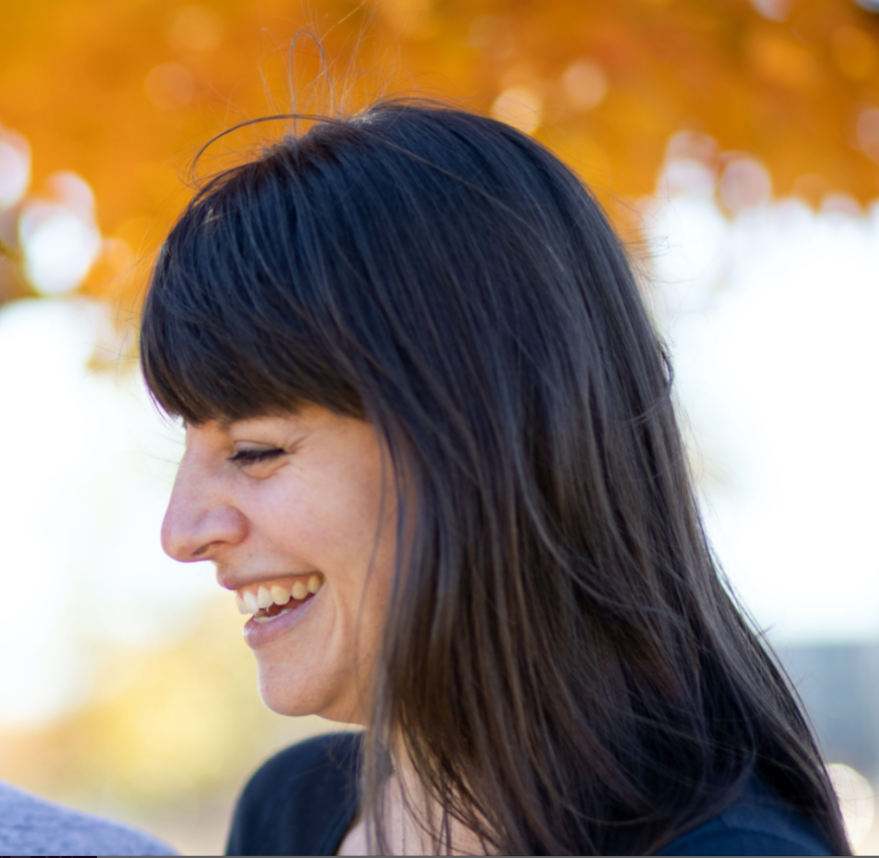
[235,574,323,624]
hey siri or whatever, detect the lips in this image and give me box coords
[226,573,325,651]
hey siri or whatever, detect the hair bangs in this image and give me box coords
[140,157,364,425]
[140,268,293,425]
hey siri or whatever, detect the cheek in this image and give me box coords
[264,475,391,566]
[265,499,375,578]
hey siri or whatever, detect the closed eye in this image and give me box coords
[228,448,286,466]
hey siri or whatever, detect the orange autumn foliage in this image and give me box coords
[0,0,877,307]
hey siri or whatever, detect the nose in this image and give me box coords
[161,444,247,562]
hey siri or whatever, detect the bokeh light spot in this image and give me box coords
[719,157,772,213]
[0,128,31,210]
[490,85,543,135]
[820,193,862,217]
[562,60,608,111]
[748,0,794,21]
[856,106,879,162]
[659,132,720,199]
[144,62,195,110]
[828,763,875,850]
[44,171,96,221]
[658,159,716,198]
[792,172,831,207]
[19,203,101,295]
[665,130,719,164]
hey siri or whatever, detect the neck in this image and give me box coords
[391,748,487,856]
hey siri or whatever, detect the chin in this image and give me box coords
[256,665,363,724]
[257,668,323,717]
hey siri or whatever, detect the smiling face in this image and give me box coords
[161,404,398,724]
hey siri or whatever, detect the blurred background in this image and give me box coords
[0,0,878,853]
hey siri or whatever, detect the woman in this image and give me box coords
[140,99,848,855]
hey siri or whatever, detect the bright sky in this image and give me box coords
[0,298,208,726]
[644,156,879,644]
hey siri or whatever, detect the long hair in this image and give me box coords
[140,99,849,855]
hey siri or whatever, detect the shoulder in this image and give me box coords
[235,730,362,797]
[658,780,834,856]
[226,731,363,857]
[0,780,175,856]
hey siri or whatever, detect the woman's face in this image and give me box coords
[161,404,397,724]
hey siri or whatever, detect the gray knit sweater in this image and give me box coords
[0,780,176,856]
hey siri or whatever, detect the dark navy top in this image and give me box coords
[226,732,834,856]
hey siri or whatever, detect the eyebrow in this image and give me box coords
[215,409,305,433]
[181,416,244,434]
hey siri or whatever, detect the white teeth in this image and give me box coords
[257,585,273,610]
[236,575,323,617]
[244,590,259,614]
[271,585,292,606]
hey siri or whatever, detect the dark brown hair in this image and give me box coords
[140,99,849,855]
